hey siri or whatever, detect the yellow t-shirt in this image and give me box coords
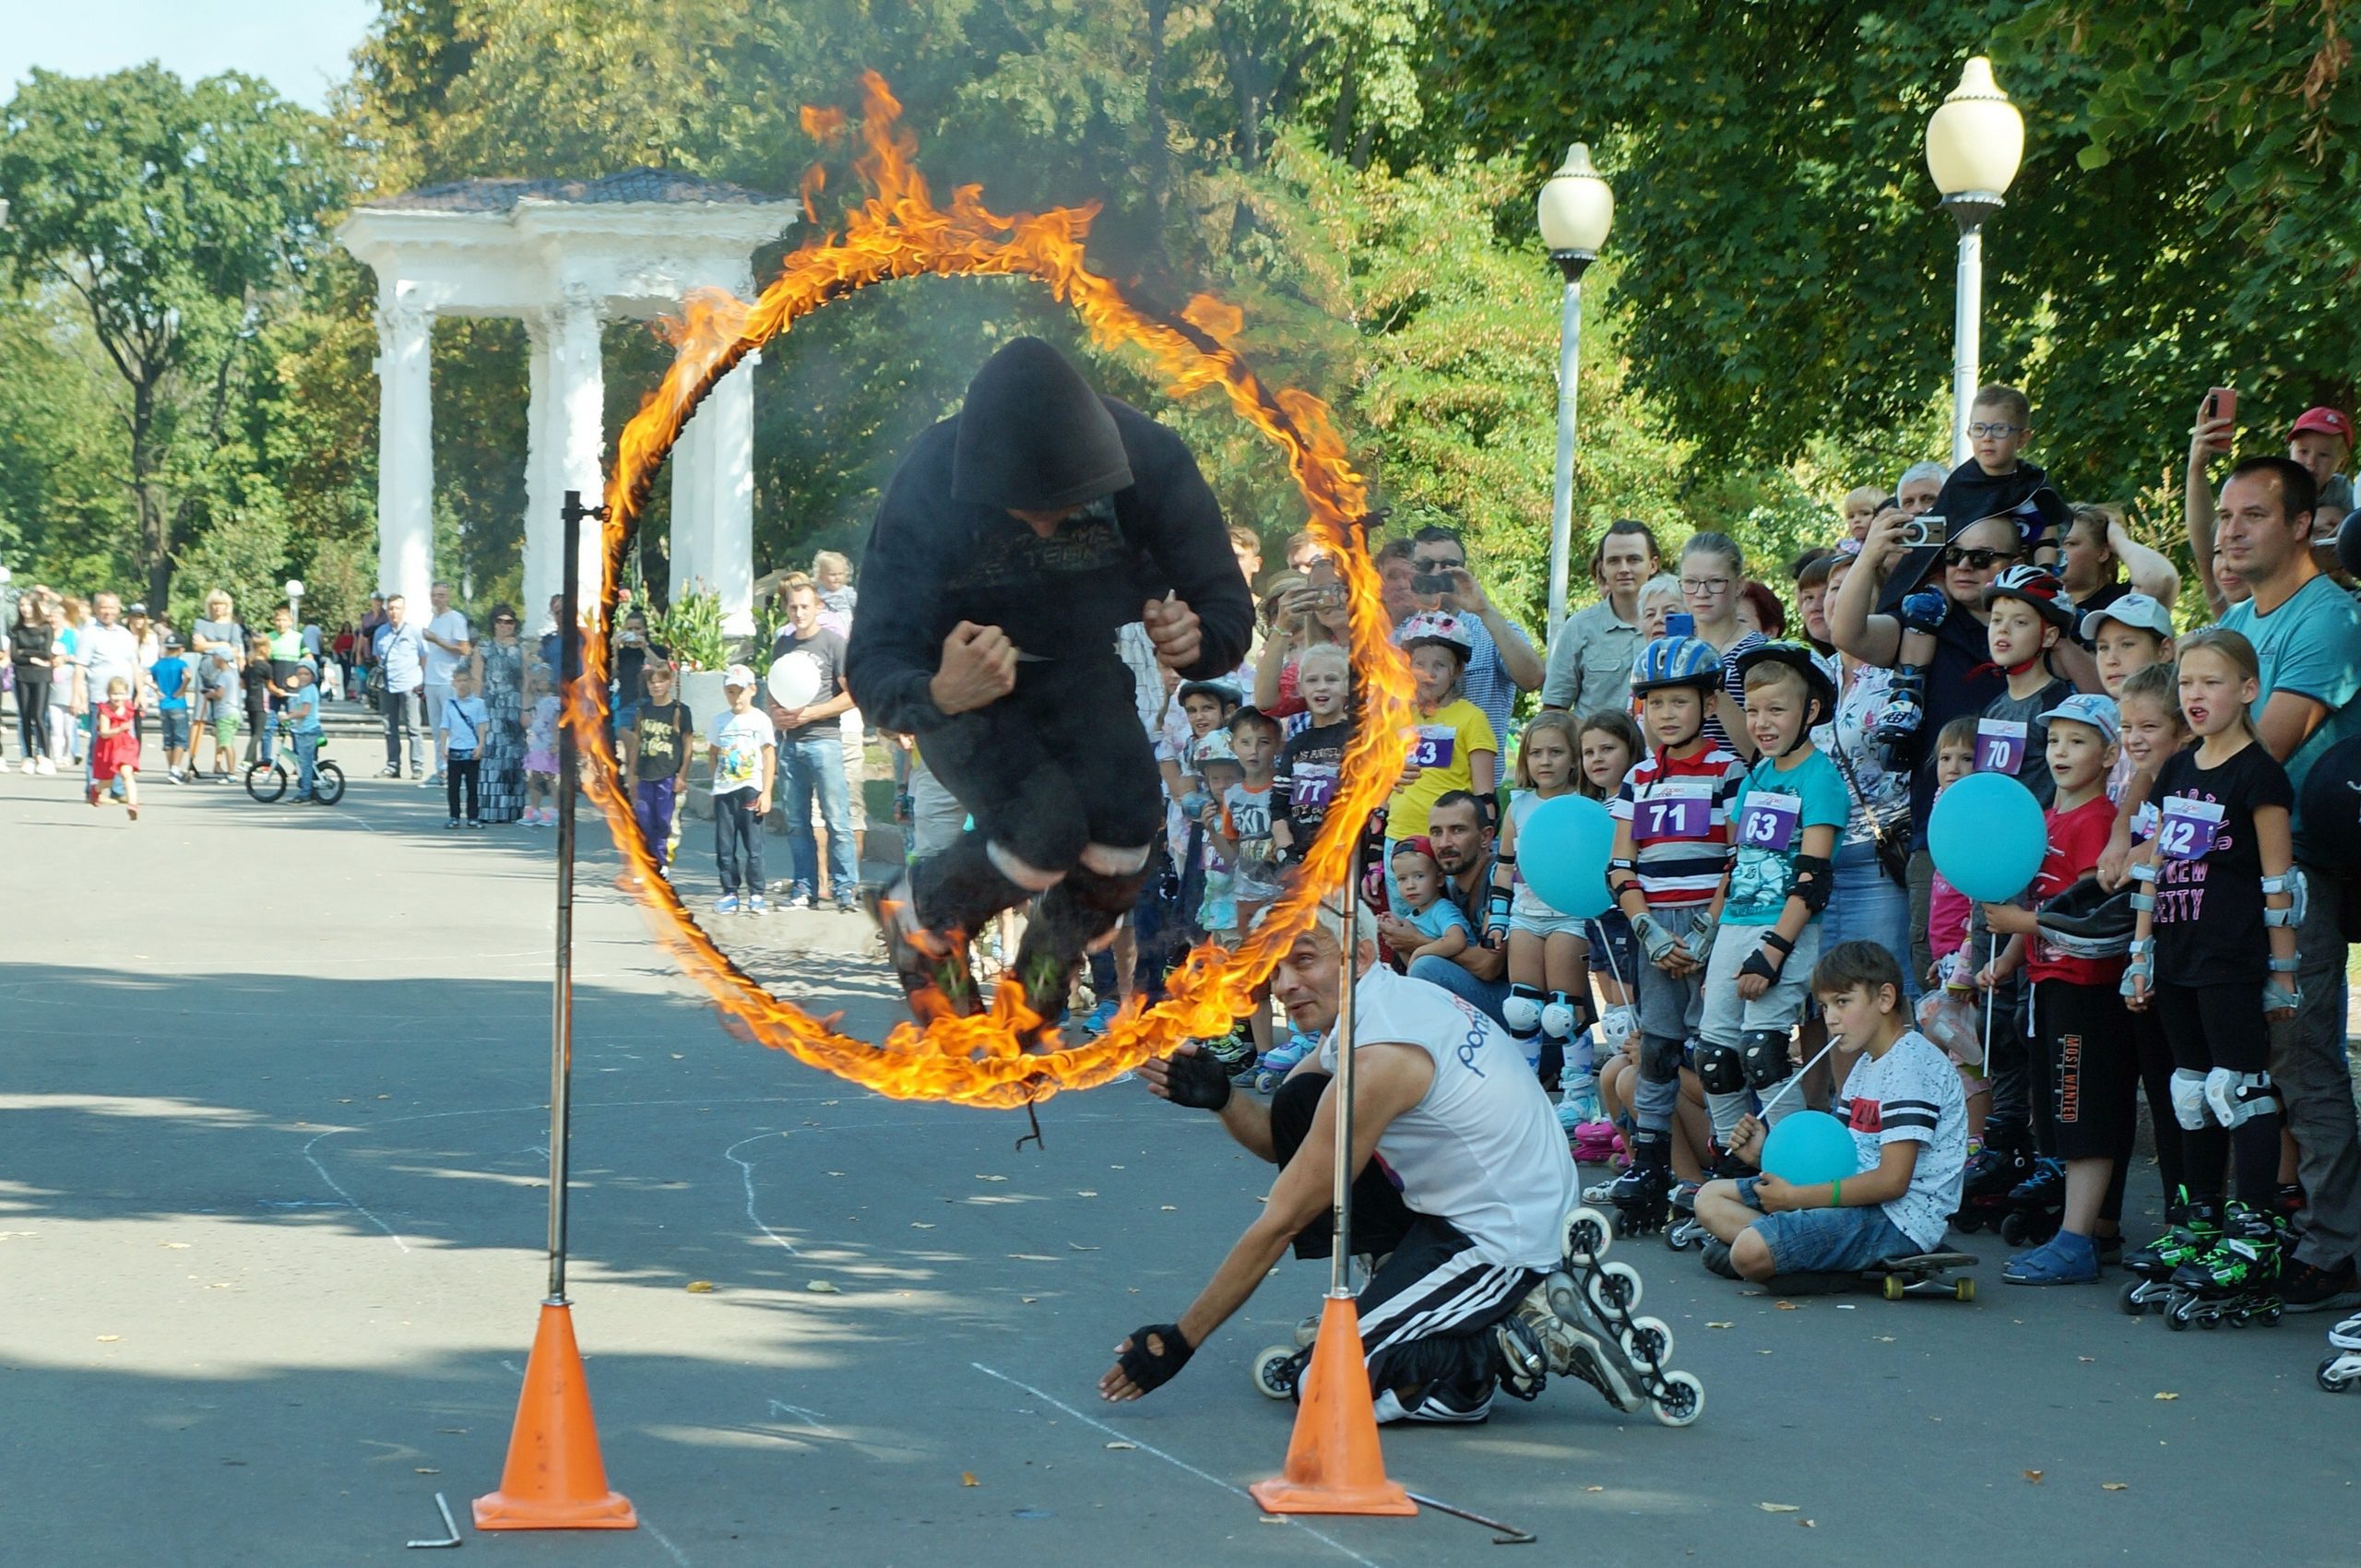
[1387,697,1498,837]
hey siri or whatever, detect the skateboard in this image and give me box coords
[1767,1251,1977,1301]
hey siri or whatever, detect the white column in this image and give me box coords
[669,402,709,605]
[520,310,558,631]
[548,286,607,615]
[707,351,757,636]
[374,298,434,610]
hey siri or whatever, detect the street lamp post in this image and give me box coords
[1536,144,1613,646]
[1925,57,2024,467]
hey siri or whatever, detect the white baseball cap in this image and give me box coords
[2079,591,2172,641]
[722,663,757,689]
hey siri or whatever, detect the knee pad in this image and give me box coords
[1740,1028,1793,1092]
[1541,991,1580,1040]
[1503,983,1544,1039]
[1640,1032,1686,1082]
[1694,1039,1745,1096]
[2169,1069,2211,1131]
[2204,1067,2279,1128]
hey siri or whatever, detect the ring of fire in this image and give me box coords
[575,72,1417,1108]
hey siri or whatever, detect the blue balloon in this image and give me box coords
[1761,1110,1860,1186]
[1515,794,1617,919]
[1926,770,2047,903]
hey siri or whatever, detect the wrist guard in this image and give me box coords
[1690,918,1718,968]
[1740,929,1791,984]
[1163,1048,1233,1111]
[2120,937,2153,1000]
[1116,1324,1195,1393]
[2264,956,2302,1013]
[1632,911,1679,966]
[2261,869,2308,928]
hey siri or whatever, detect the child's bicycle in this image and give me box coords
[244,723,345,804]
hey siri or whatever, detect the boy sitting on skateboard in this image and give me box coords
[1692,941,1969,1283]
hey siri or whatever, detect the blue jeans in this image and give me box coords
[1821,840,1921,1004]
[1406,954,1512,1029]
[713,790,765,897]
[293,731,319,797]
[1736,1177,1921,1273]
[781,734,855,901]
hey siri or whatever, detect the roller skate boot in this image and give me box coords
[864,876,979,1021]
[2119,1191,2220,1316]
[1606,1132,1674,1237]
[1666,1150,1748,1253]
[2322,1310,2361,1394]
[1251,1029,1316,1094]
[2163,1204,2285,1331]
[1951,1123,2031,1236]
[1201,1028,1259,1082]
[2001,1157,2066,1247]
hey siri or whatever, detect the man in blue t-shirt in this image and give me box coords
[2213,455,2361,1313]
[373,594,430,779]
[150,634,196,782]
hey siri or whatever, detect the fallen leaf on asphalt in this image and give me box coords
[162,1242,190,1249]
[807,1280,840,1294]
[2078,1356,2095,1363]
[2023,1470,2044,1485]
[1759,1503,1798,1513]
[1159,1205,1178,1212]
[436,1429,469,1435]
[2154,1392,2179,1401]
[2102,1483,2129,1491]
[1021,1297,1038,1305]
[961,1472,979,1487]
[1800,1520,1815,1528]
[977,1175,1008,1182]
[1835,1303,1856,1311]
[96,1335,121,1343]
[1076,1191,1098,1198]
[686,1280,716,1293]
[1584,1486,1604,1493]
[670,1053,684,1060]
[1105,1442,1137,1451]
[414,1467,439,1475]
[1774,1301,1798,1311]
[1706,1321,1733,1329]
[1876,1336,1896,1343]
[912,1222,935,1229]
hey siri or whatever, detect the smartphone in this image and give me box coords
[2206,386,2237,451]
[1410,571,1456,597]
[1665,612,1695,638]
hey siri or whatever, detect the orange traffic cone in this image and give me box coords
[472,1301,637,1530]
[1248,1294,1417,1516]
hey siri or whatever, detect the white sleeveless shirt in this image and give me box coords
[1318,966,1578,1270]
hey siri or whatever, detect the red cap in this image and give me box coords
[1391,835,1438,864]
[2288,406,2353,443]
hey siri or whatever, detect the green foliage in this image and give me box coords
[169,493,293,630]
[653,588,729,673]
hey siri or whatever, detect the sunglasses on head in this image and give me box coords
[1938,545,2017,571]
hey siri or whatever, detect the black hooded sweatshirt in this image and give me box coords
[846,341,1255,736]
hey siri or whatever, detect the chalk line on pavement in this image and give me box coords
[724,1134,803,1256]
[969,1362,1386,1568]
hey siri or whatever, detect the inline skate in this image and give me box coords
[2162,1204,2285,1330]
[1665,1153,1747,1253]
[1605,1132,1674,1237]
[1951,1121,2033,1235]
[2000,1157,2066,1247]
[1505,1205,1703,1426]
[1251,1028,1317,1094]
[2319,1309,2361,1394]
[2119,1191,2220,1316]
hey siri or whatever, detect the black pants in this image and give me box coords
[14,671,49,757]
[713,790,765,896]
[2030,979,2137,1165]
[1271,1072,1535,1424]
[445,754,481,821]
[2153,980,2282,1209]
[2130,1006,2186,1211]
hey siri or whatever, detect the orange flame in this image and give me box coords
[577,71,1416,1110]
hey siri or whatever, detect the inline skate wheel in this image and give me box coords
[2117,1279,2149,1317]
[1251,1345,1299,1401]
[1291,1313,1320,1349]
[2255,1303,2283,1328]
[1586,1261,1643,1317]
[1562,1206,1610,1267]
[1620,1315,1673,1367]
[2320,1356,2357,1394]
[1648,1370,1704,1428]
[1999,1211,2034,1246]
[2165,1300,2192,1332]
[1664,1222,1694,1253]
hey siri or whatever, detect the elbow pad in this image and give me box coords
[1789,854,1834,914]
[2261,869,2308,929]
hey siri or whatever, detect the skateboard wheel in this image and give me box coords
[1954,1277,1975,1302]
[1251,1344,1299,1400]
[1882,1274,1906,1301]
[1587,1261,1642,1317]
[1649,1370,1704,1428]
[1563,1206,1609,1267]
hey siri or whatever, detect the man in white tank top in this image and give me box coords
[1097,909,1585,1424]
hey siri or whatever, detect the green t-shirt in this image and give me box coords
[1722,748,1849,926]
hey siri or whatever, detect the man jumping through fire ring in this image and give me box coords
[846,336,1255,1035]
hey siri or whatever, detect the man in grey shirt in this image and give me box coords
[1543,519,1661,716]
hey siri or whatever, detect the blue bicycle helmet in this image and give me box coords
[1629,636,1724,695]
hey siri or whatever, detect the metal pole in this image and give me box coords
[1328,833,1363,1301]
[1943,196,2001,468]
[1545,251,1594,649]
[546,491,588,1302]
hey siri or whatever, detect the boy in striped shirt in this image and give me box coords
[1599,636,1747,1234]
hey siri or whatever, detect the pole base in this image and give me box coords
[472,1301,637,1531]
[1248,1296,1418,1517]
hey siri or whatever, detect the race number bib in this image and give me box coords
[1738,790,1802,852]
[1633,790,1711,843]
[1291,764,1339,814]
[1410,724,1456,770]
[2131,801,2161,841]
[2156,795,2225,863]
[1975,718,2027,776]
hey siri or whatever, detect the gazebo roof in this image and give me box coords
[364,167,790,214]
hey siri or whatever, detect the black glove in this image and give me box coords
[1116,1323,1195,1393]
[1163,1048,1233,1111]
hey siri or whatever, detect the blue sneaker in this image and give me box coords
[715,894,742,915]
[2002,1230,2100,1286]
[1079,998,1121,1036]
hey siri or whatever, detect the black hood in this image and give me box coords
[950,337,1134,512]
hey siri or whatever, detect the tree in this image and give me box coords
[0,65,341,609]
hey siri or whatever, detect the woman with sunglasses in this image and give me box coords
[470,604,529,824]
[1675,532,1767,761]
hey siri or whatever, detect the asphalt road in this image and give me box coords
[5,743,2358,1568]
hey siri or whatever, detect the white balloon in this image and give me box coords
[767,650,823,709]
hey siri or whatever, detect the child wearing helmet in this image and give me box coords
[1975,564,2080,811]
[1692,643,1850,1160]
[1600,635,1748,1235]
[1386,611,1498,882]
